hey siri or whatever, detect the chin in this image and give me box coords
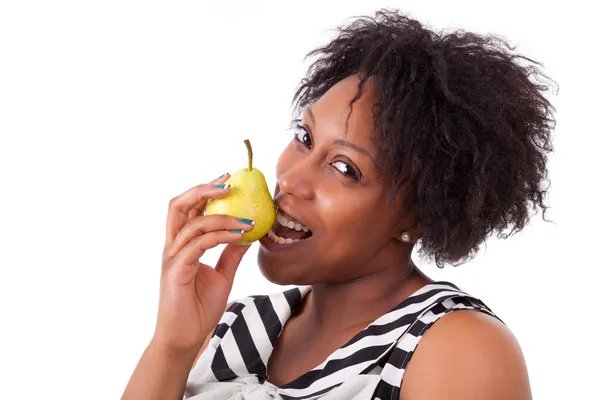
[256,246,313,286]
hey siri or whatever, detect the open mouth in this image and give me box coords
[267,208,313,245]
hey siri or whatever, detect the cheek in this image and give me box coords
[319,193,367,231]
[319,193,390,242]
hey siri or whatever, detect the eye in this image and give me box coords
[293,123,312,148]
[331,160,361,180]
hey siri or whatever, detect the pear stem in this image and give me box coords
[244,139,253,171]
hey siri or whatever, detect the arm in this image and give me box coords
[120,339,203,400]
[400,310,532,400]
[120,175,251,400]
[121,286,243,400]
[122,301,231,400]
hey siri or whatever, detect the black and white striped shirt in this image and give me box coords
[185,281,498,399]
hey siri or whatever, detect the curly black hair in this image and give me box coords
[293,9,556,267]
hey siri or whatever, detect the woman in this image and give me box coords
[122,9,554,400]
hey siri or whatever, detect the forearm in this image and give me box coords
[121,340,201,400]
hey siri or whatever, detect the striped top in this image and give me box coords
[185,281,499,400]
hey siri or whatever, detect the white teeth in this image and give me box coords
[276,210,311,232]
[267,229,304,245]
[279,215,289,227]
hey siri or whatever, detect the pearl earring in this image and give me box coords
[401,232,411,242]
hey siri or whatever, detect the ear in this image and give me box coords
[390,177,420,243]
[394,222,420,244]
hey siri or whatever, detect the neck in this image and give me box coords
[302,256,430,332]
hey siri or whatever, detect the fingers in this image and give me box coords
[165,215,255,260]
[215,243,252,283]
[171,230,246,271]
[165,174,230,247]
[188,173,231,220]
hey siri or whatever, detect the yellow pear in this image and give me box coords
[205,139,276,245]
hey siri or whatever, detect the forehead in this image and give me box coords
[305,75,379,147]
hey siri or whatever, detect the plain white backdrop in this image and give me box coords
[1,1,598,398]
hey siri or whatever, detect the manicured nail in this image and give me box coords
[231,229,245,234]
[238,218,255,226]
[214,183,230,189]
[218,173,228,179]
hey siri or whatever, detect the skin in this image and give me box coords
[122,75,532,400]
[257,77,421,286]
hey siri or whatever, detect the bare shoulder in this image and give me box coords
[400,309,532,400]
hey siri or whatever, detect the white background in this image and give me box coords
[1,1,598,398]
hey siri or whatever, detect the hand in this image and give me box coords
[153,173,254,352]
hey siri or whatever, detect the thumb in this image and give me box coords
[214,243,252,283]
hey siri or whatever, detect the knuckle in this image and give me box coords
[189,215,209,232]
[191,233,207,246]
[163,245,176,260]
[198,231,221,249]
[168,196,179,210]
[189,214,207,224]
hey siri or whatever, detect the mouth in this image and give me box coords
[266,207,313,245]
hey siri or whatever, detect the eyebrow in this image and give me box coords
[306,107,377,165]
[334,139,376,166]
[304,107,376,166]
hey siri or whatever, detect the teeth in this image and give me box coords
[276,210,310,232]
[267,229,303,245]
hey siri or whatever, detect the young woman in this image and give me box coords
[122,9,554,400]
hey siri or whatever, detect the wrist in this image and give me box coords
[121,338,202,400]
[147,338,203,364]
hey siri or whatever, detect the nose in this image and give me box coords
[277,159,315,201]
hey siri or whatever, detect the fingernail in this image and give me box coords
[231,229,245,234]
[238,218,255,226]
[214,183,230,189]
[218,173,228,179]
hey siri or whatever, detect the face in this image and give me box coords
[257,75,414,285]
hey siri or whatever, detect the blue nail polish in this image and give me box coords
[238,218,255,226]
[231,229,245,234]
[218,173,227,179]
[214,183,230,189]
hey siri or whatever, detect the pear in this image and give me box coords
[205,139,276,245]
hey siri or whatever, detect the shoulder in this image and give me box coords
[400,309,532,400]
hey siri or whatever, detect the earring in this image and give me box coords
[400,232,411,242]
